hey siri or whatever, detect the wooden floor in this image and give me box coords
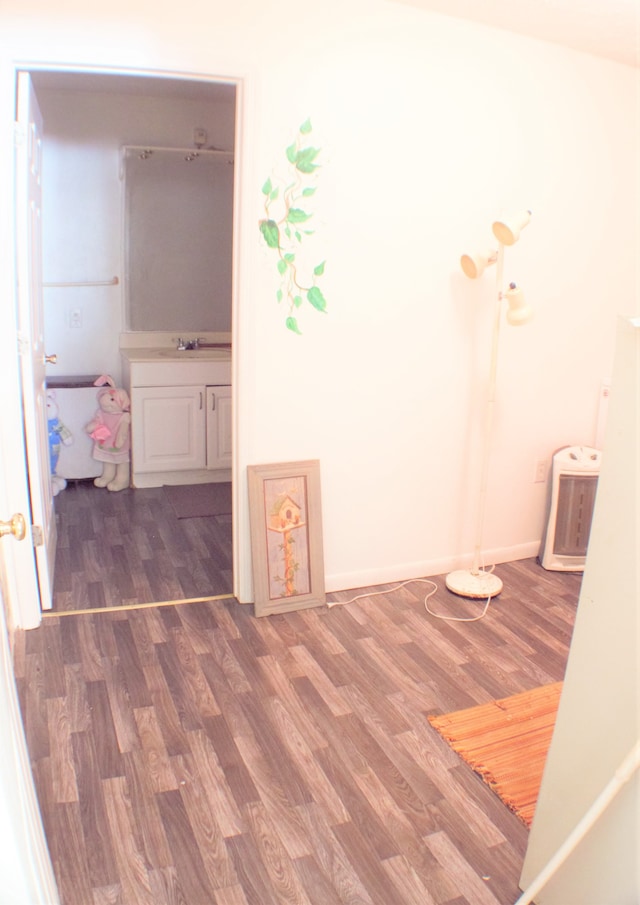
[15,504,583,905]
[51,480,233,611]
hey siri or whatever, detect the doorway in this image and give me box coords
[51,481,233,611]
[26,66,240,613]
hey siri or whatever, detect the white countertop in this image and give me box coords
[121,346,231,362]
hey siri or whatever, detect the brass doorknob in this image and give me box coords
[0,513,26,541]
[45,353,57,364]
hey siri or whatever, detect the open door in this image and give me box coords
[15,71,56,611]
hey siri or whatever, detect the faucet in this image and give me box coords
[176,337,205,350]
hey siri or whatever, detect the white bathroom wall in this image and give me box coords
[39,85,236,383]
[0,0,637,603]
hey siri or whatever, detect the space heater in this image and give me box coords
[539,445,601,571]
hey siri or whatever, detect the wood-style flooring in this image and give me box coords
[15,508,583,905]
[51,480,233,611]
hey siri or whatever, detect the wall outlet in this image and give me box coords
[193,127,207,147]
[534,460,547,483]
[70,307,82,328]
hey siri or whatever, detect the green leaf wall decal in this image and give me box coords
[295,147,320,174]
[259,219,280,249]
[307,286,327,312]
[259,119,328,334]
[287,208,311,223]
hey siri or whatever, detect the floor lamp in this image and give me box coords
[446,210,533,599]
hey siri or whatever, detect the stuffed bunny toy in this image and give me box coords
[86,375,131,492]
[46,390,73,496]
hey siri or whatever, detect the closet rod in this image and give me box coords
[43,276,119,288]
[123,144,233,158]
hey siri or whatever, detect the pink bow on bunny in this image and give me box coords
[89,424,111,442]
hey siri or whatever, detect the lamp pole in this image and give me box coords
[445,244,505,599]
[469,243,505,592]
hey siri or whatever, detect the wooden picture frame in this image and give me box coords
[247,459,325,617]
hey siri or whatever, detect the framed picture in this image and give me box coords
[247,459,325,617]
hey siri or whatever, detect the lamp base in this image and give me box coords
[445,569,503,599]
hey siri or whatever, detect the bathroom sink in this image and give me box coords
[155,348,231,360]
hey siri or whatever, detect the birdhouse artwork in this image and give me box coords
[269,494,304,533]
[248,461,324,616]
[265,491,307,598]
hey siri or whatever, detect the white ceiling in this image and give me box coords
[390,0,640,68]
[30,0,639,100]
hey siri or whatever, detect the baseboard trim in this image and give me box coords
[325,541,541,594]
[132,468,231,488]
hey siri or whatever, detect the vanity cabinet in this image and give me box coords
[131,385,207,473]
[121,349,232,487]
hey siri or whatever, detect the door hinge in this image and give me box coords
[32,525,44,546]
[17,332,30,356]
[13,121,26,147]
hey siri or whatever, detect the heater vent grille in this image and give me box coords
[553,475,598,557]
[539,445,601,571]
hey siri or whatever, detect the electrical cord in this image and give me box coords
[327,575,495,623]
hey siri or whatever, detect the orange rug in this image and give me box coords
[428,682,562,826]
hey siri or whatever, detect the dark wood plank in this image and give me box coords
[85,680,125,780]
[170,751,240,889]
[71,730,120,888]
[156,788,219,903]
[50,802,96,905]
[121,749,174,870]
[102,775,156,904]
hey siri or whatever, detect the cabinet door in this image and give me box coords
[132,385,206,472]
[206,385,232,470]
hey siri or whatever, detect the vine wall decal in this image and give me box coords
[259,118,327,335]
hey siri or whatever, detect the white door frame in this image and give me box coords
[3,58,252,625]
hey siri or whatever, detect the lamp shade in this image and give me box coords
[492,210,532,246]
[505,283,533,325]
[460,249,498,279]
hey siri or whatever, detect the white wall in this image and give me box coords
[0,0,637,603]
